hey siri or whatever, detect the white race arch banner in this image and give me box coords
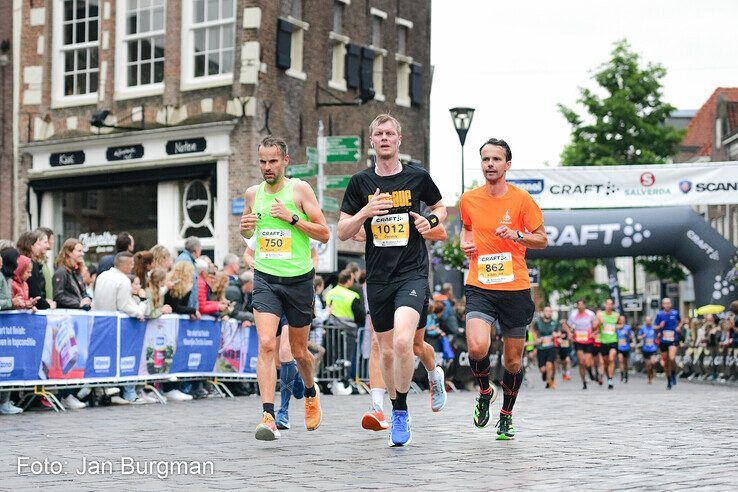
[506,161,738,209]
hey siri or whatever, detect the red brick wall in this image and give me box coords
[17,0,432,255]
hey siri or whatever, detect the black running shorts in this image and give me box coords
[464,286,535,339]
[574,342,592,354]
[366,277,429,333]
[599,342,618,356]
[558,346,571,360]
[252,271,315,328]
[537,347,556,368]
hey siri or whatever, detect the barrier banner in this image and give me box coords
[170,317,220,375]
[0,312,258,386]
[0,311,118,385]
[213,319,259,376]
[0,312,47,383]
[507,161,738,209]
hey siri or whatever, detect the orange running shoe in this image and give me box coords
[362,408,390,431]
[549,380,557,389]
[305,394,322,431]
[255,412,280,441]
[563,374,571,381]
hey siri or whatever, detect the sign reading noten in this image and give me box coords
[50,151,85,167]
[166,137,207,155]
[325,136,361,163]
[106,144,144,161]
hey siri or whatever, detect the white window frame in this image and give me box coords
[51,0,101,108]
[181,0,236,92]
[369,9,387,102]
[395,53,412,107]
[329,31,349,92]
[715,118,723,149]
[114,0,166,100]
[284,15,309,81]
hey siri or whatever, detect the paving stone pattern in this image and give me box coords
[2,376,736,490]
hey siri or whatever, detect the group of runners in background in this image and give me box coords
[529,297,684,390]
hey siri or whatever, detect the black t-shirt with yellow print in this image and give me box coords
[341,164,442,284]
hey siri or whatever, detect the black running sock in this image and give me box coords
[393,391,408,411]
[263,403,275,419]
[501,369,523,415]
[587,367,596,381]
[303,385,317,398]
[390,397,396,410]
[470,356,491,394]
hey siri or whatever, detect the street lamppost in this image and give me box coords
[449,107,475,197]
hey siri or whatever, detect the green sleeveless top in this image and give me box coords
[252,179,312,277]
[599,311,619,344]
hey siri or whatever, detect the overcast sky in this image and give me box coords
[429,0,738,204]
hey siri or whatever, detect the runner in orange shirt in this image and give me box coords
[460,138,548,440]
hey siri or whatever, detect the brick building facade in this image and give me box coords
[0,2,15,240]
[15,0,431,266]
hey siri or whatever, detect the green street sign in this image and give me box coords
[306,147,318,166]
[322,196,339,213]
[325,174,352,189]
[325,136,361,163]
[287,164,317,178]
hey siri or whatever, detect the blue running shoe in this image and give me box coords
[388,410,412,447]
[293,372,305,400]
[275,409,290,430]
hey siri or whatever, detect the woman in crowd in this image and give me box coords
[1,248,25,310]
[209,271,233,317]
[145,267,172,319]
[196,258,228,316]
[150,245,173,272]
[11,255,39,311]
[53,239,91,310]
[0,248,24,414]
[165,262,198,317]
[133,251,154,294]
[16,230,54,310]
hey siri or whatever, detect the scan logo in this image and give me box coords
[679,180,692,194]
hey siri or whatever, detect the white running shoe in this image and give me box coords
[110,396,130,405]
[164,389,194,402]
[104,387,121,396]
[62,394,87,410]
[0,401,24,414]
[428,366,448,412]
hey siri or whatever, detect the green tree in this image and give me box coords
[558,39,684,166]
[532,259,610,307]
[538,40,686,304]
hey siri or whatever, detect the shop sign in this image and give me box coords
[106,144,144,161]
[50,150,85,167]
[78,231,117,254]
[166,137,207,155]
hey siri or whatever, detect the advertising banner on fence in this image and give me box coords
[507,161,738,209]
[0,311,118,385]
[0,312,257,386]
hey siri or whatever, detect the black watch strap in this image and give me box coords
[290,214,299,225]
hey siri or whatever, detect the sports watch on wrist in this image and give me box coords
[515,230,524,242]
[290,214,300,225]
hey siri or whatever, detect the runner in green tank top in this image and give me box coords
[597,298,620,390]
[240,136,330,442]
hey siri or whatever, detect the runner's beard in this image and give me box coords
[263,171,283,185]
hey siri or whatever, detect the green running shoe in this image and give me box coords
[496,414,516,440]
[473,385,498,428]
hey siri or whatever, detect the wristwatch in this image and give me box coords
[515,230,524,242]
[290,214,300,225]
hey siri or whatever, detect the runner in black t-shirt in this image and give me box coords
[338,114,447,447]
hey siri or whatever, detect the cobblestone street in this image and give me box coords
[2,376,737,490]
